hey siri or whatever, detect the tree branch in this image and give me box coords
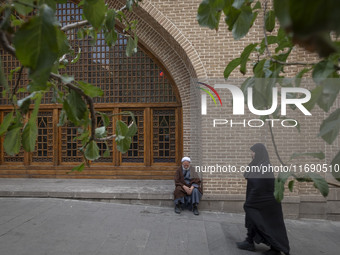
[12,66,24,97]
[61,20,90,32]
[60,5,127,32]
[50,73,96,141]
[0,31,16,56]
[94,121,134,141]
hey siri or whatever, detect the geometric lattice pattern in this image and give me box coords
[153,109,176,163]
[122,110,145,163]
[56,2,177,105]
[60,123,83,163]
[32,111,54,163]
[0,2,180,168]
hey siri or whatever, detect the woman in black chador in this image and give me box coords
[236,143,290,255]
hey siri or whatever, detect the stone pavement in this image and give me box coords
[0,197,339,255]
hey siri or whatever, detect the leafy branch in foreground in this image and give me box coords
[0,0,142,169]
[197,0,340,201]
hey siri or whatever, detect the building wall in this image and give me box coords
[131,0,340,206]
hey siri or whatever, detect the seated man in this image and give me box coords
[173,157,202,215]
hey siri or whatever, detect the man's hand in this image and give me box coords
[183,185,194,195]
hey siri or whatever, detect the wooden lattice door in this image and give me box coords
[0,1,182,179]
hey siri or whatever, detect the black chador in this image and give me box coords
[237,143,290,255]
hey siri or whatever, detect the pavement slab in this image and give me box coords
[0,198,339,255]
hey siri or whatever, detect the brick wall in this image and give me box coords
[122,0,340,201]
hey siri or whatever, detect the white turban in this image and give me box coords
[181,156,191,163]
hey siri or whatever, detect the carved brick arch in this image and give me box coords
[106,0,207,156]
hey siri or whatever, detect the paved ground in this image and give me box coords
[0,197,339,255]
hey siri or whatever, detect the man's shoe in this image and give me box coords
[236,240,255,251]
[262,248,281,255]
[193,205,199,215]
[175,204,181,214]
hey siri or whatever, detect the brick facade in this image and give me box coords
[118,0,340,218]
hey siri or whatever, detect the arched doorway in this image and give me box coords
[0,1,182,179]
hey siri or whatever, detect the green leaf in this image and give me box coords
[105,9,116,30]
[224,57,241,78]
[85,140,100,160]
[232,0,246,9]
[98,112,110,127]
[319,108,340,145]
[197,0,225,30]
[13,0,34,16]
[95,126,106,138]
[253,59,266,77]
[17,92,37,115]
[115,120,132,153]
[273,0,291,28]
[78,81,104,97]
[60,75,74,84]
[103,149,110,158]
[126,36,138,57]
[265,10,275,32]
[253,1,261,10]
[312,60,336,83]
[308,173,329,197]
[127,122,137,137]
[104,30,118,47]
[232,6,253,40]
[331,150,340,181]
[295,68,312,87]
[274,177,285,202]
[290,151,325,160]
[317,79,340,112]
[22,120,38,152]
[38,0,57,11]
[225,6,241,30]
[116,120,128,136]
[67,90,88,121]
[240,43,258,74]
[288,180,294,192]
[56,29,70,58]
[71,162,85,172]
[0,112,13,136]
[303,85,322,112]
[63,99,78,125]
[83,0,107,29]
[57,110,66,127]
[13,4,58,85]
[30,92,42,121]
[4,127,21,156]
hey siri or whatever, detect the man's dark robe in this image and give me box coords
[174,166,203,200]
[244,143,290,255]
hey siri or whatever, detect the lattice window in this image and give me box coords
[112,36,177,104]
[94,111,113,163]
[153,109,176,163]
[0,52,30,105]
[121,110,144,163]
[32,111,54,163]
[60,123,83,163]
[2,111,25,163]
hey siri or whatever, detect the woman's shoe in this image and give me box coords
[236,240,255,251]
